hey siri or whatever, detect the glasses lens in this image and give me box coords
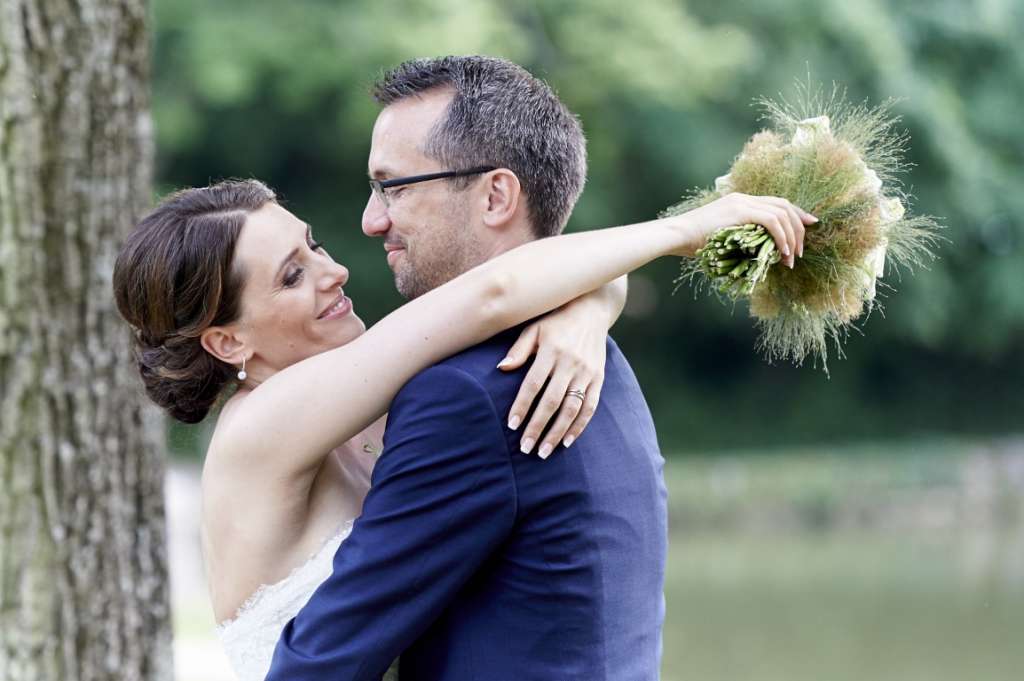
[370,181,388,208]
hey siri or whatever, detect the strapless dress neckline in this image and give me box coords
[215,519,397,680]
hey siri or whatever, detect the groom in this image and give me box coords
[267,56,667,681]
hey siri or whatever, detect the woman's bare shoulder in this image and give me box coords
[200,392,297,534]
[205,390,250,460]
[202,390,302,486]
[200,401,318,621]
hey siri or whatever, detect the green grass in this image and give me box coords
[663,438,1023,530]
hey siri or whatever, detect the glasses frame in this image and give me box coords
[369,165,496,208]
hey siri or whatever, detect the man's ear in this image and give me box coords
[481,169,521,229]
[200,325,249,365]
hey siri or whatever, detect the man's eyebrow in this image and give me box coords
[369,166,396,180]
[274,224,311,281]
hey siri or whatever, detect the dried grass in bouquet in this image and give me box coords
[663,82,942,372]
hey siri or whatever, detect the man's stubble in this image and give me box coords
[394,193,487,300]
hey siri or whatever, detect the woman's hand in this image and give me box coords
[497,293,614,460]
[668,193,817,267]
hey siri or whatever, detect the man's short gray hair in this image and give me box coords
[372,55,587,239]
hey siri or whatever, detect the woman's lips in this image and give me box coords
[319,295,352,320]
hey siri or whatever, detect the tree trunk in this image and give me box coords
[0,1,172,679]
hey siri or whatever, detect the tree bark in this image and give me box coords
[0,1,172,679]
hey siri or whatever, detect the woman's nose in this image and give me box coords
[321,260,349,289]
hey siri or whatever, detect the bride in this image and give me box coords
[113,179,809,679]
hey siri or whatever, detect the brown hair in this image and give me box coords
[372,56,587,239]
[113,179,277,423]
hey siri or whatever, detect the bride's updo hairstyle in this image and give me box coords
[113,179,277,424]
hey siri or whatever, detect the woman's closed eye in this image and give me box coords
[283,266,304,288]
[282,235,327,287]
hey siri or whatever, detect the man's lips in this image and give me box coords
[385,244,405,267]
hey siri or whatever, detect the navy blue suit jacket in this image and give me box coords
[267,326,667,680]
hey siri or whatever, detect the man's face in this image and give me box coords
[361,89,483,299]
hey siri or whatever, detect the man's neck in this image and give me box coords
[480,229,535,262]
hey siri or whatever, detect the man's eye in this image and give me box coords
[308,240,324,252]
[283,267,304,287]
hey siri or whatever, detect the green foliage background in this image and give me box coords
[152,0,1024,454]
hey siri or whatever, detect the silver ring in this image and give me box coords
[566,389,586,402]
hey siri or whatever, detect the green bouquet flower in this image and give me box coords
[663,84,942,372]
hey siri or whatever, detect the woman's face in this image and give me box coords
[232,203,365,377]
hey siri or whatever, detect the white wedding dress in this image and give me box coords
[216,519,399,680]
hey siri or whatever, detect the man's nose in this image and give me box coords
[362,192,389,237]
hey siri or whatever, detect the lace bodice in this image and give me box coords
[215,520,398,680]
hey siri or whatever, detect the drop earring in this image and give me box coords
[237,356,247,381]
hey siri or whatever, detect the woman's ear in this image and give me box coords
[200,326,249,365]
[481,169,521,229]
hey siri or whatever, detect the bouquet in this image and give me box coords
[663,83,942,373]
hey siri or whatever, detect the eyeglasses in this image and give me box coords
[369,165,496,208]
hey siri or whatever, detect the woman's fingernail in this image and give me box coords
[563,434,575,448]
[538,443,553,459]
[508,415,521,431]
[520,437,535,454]
[783,244,791,256]
[497,357,513,369]
[810,214,819,222]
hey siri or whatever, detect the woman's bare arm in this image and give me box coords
[219,194,812,488]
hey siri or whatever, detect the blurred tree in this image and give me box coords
[0,1,171,679]
[150,0,1024,451]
